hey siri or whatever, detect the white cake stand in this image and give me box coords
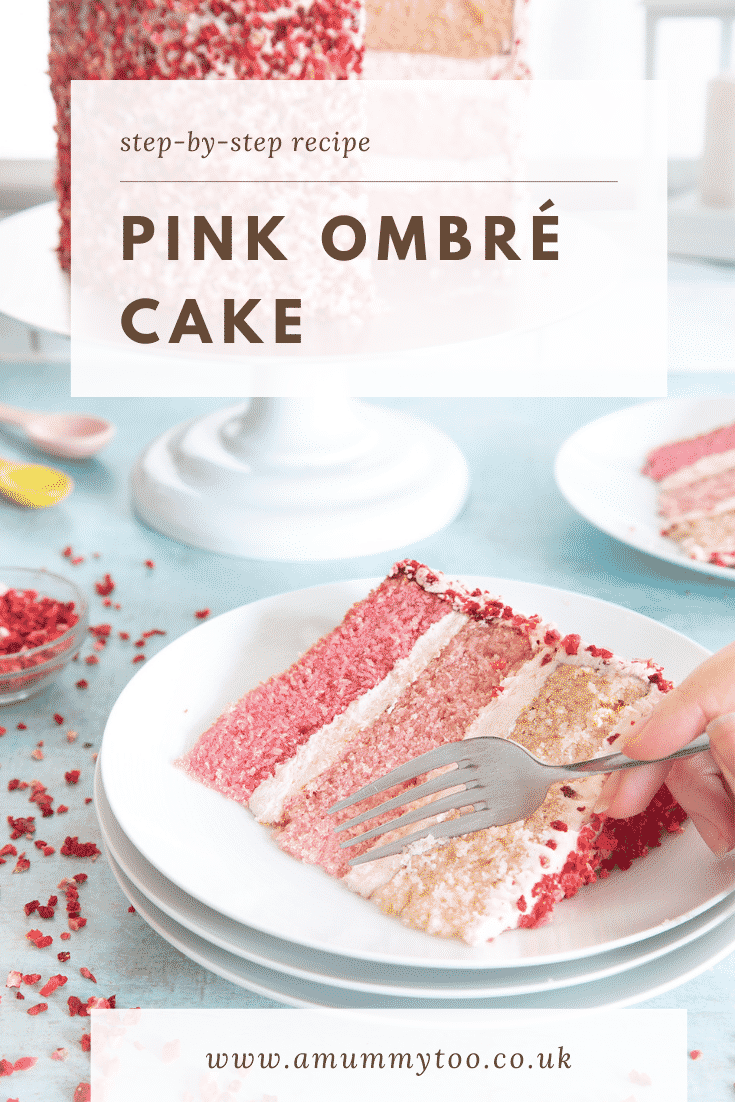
[0,203,469,560]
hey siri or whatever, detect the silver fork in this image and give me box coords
[328,732,711,865]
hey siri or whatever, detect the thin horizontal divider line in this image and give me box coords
[119,179,620,184]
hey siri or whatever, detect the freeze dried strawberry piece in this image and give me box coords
[13,1057,37,1070]
[95,574,115,596]
[128,906,136,913]
[89,623,111,638]
[8,815,35,839]
[194,609,210,619]
[23,900,40,916]
[13,855,30,873]
[81,1033,91,1052]
[67,995,87,1017]
[69,917,87,931]
[75,679,88,689]
[40,975,67,997]
[17,722,27,730]
[60,932,71,941]
[75,1083,91,1102]
[7,779,20,791]
[65,770,81,785]
[144,559,155,568]
[5,971,22,988]
[0,1058,14,1076]
[87,996,112,1010]
[57,952,71,963]
[84,656,99,666]
[142,629,166,637]
[36,906,54,919]
[51,1047,68,1061]
[132,654,145,664]
[53,713,64,725]
[26,930,52,948]
[56,805,69,815]
[61,838,100,859]
[27,1001,48,1015]
[0,844,17,857]
[43,846,55,856]
[79,967,96,983]
[118,631,130,640]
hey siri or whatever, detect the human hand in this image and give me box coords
[596,641,735,857]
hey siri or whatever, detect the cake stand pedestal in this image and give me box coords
[0,203,469,560]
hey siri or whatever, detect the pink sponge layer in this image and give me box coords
[179,573,449,802]
[643,422,735,482]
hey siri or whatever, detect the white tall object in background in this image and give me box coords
[700,71,735,205]
[645,0,735,258]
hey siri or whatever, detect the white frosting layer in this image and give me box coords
[659,447,735,492]
[249,610,467,824]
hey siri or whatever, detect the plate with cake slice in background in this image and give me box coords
[100,564,735,971]
[555,396,735,581]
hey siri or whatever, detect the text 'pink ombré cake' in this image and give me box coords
[644,421,735,567]
[180,560,685,945]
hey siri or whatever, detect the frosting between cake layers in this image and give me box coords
[249,608,468,823]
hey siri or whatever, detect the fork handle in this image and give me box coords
[566,731,711,776]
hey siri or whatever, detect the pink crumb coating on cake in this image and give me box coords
[179,573,450,802]
[275,617,534,875]
[657,466,735,519]
[643,422,735,482]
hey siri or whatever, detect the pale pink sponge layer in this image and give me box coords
[644,421,735,567]
[182,560,686,945]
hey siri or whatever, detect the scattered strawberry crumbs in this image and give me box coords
[84,655,98,666]
[67,729,79,742]
[132,654,145,664]
[75,679,88,689]
[118,631,130,640]
[26,930,52,948]
[40,974,67,996]
[31,748,43,761]
[53,713,64,725]
[128,906,136,913]
[195,609,210,619]
[690,1050,702,1060]
[17,723,26,730]
[144,559,155,568]
[51,1047,69,1061]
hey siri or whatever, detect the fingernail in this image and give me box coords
[594,774,621,815]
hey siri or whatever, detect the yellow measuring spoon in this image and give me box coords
[0,458,73,508]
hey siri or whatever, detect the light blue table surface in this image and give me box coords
[1,364,735,1099]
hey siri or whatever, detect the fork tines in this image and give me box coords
[328,741,485,866]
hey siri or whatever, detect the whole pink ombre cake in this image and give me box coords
[181,560,686,945]
[644,422,735,567]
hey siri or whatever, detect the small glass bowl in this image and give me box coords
[0,568,89,705]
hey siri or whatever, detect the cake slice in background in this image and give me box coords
[644,422,735,567]
[181,560,686,946]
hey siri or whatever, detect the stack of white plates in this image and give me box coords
[98,578,735,1010]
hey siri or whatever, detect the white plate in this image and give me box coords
[100,576,734,968]
[96,763,735,999]
[555,397,735,581]
[107,846,735,1012]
